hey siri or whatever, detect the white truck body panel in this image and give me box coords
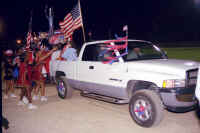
[195,66,200,104]
[51,58,199,88]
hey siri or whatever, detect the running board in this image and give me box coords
[80,92,129,104]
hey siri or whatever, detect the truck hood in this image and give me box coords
[126,59,200,77]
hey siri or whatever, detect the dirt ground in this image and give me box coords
[2,84,200,133]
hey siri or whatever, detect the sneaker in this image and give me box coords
[10,93,17,98]
[17,101,25,106]
[41,96,48,102]
[32,95,39,101]
[22,96,29,104]
[28,103,37,110]
[4,95,8,99]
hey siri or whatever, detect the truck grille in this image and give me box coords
[186,68,198,87]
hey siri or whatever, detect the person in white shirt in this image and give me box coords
[61,42,78,61]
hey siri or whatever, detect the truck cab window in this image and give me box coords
[82,45,99,61]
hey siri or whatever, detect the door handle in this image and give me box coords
[89,66,94,69]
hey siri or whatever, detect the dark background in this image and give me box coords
[1,0,200,49]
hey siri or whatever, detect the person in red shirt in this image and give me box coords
[17,53,37,109]
[32,44,57,101]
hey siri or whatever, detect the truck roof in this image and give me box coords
[84,39,152,46]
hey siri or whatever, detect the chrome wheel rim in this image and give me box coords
[57,81,65,96]
[134,99,152,121]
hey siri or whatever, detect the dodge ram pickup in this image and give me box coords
[50,39,200,127]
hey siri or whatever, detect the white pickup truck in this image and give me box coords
[50,39,200,127]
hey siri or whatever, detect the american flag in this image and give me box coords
[59,3,83,41]
[26,32,32,49]
[26,11,33,49]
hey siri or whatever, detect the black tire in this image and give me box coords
[56,76,73,99]
[129,90,164,127]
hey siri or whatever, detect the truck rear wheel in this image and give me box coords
[129,90,163,127]
[56,76,73,99]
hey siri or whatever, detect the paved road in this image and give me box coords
[2,84,200,133]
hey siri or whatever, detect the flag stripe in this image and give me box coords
[63,24,73,33]
[59,15,73,26]
[63,14,72,21]
[61,21,73,31]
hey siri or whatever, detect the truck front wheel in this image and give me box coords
[56,76,73,99]
[129,90,164,127]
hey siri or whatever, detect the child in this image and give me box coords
[3,57,17,99]
[17,53,37,109]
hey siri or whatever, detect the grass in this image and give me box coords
[162,47,200,62]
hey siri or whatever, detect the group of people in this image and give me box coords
[2,38,61,109]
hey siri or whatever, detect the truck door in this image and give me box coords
[77,43,128,99]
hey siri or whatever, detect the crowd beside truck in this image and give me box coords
[2,38,200,130]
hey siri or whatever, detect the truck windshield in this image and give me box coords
[118,41,166,62]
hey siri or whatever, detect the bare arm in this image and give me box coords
[37,47,57,64]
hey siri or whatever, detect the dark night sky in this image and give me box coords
[1,0,200,46]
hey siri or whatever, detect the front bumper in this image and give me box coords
[159,86,198,112]
[196,87,200,105]
[166,104,198,113]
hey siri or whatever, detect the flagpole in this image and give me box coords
[29,10,33,33]
[126,25,128,38]
[126,25,128,41]
[125,25,128,53]
[78,0,86,43]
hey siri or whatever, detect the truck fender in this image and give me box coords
[127,80,160,99]
[55,71,66,79]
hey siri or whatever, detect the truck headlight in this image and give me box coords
[162,79,185,88]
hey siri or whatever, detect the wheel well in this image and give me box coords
[127,80,159,98]
[55,71,65,78]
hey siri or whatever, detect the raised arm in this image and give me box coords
[37,47,57,64]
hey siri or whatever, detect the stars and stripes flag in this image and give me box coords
[26,32,32,49]
[26,11,33,49]
[59,3,83,41]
